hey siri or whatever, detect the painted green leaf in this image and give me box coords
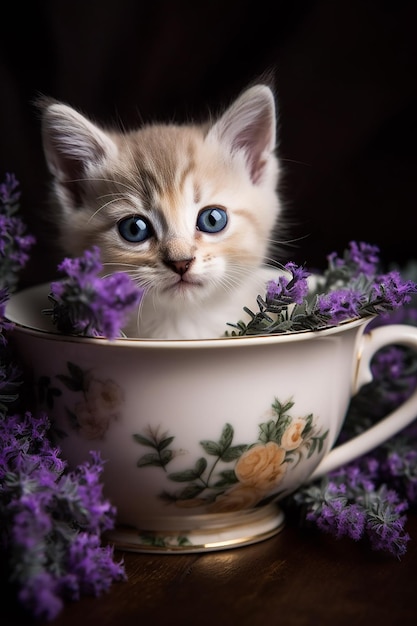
[137,452,164,467]
[259,420,277,443]
[178,536,192,546]
[218,423,234,450]
[317,430,328,453]
[158,436,175,451]
[176,483,205,499]
[272,398,295,415]
[168,468,202,482]
[200,423,234,456]
[132,433,157,448]
[200,440,222,456]
[139,535,168,547]
[275,415,293,444]
[213,469,238,487]
[159,449,173,466]
[302,413,314,436]
[66,361,85,386]
[307,439,317,458]
[194,456,207,476]
[221,444,247,461]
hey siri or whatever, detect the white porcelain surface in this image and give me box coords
[6,283,417,552]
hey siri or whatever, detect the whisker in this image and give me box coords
[102,261,140,269]
[60,174,140,194]
[266,233,311,247]
[279,157,312,168]
[87,198,127,223]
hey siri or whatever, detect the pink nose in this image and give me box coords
[164,257,195,276]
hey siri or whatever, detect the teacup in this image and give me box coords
[6,283,417,553]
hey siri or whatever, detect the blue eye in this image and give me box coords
[196,207,228,233]
[118,216,153,243]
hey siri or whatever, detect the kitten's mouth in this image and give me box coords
[165,277,203,293]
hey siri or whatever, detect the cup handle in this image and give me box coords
[309,323,417,481]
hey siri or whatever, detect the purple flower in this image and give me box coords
[0,411,126,620]
[12,499,53,548]
[18,571,64,621]
[314,502,366,541]
[66,533,126,597]
[266,262,310,304]
[64,451,117,534]
[0,175,128,621]
[292,449,412,558]
[46,246,144,339]
[383,447,417,505]
[230,241,417,336]
[372,346,407,380]
[348,241,380,275]
[372,271,417,309]
[0,172,20,206]
[364,487,410,558]
[316,288,363,324]
[0,174,35,290]
[57,247,102,284]
[328,241,380,277]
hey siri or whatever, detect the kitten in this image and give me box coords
[38,84,282,339]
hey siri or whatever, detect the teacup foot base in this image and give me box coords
[104,503,285,554]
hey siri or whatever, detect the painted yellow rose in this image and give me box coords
[280,418,305,451]
[86,378,124,415]
[207,484,264,513]
[72,378,124,439]
[74,401,112,439]
[235,441,287,491]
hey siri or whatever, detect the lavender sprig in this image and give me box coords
[283,298,417,557]
[227,242,417,336]
[1,174,127,620]
[0,412,126,621]
[0,173,35,291]
[290,465,411,558]
[43,246,144,340]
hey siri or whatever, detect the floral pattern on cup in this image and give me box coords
[137,533,192,549]
[39,361,124,439]
[133,398,328,512]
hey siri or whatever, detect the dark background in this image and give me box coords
[1,0,416,286]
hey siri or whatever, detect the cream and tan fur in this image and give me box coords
[39,85,282,339]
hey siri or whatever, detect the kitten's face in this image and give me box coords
[39,86,281,312]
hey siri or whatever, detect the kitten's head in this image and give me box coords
[38,85,281,313]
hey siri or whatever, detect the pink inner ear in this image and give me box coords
[211,86,276,185]
[42,135,96,208]
[42,103,117,185]
[43,129,108,184]
[41,105,118,209]
[233,113,275,184]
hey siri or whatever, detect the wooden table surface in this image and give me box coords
[3,511,417,625]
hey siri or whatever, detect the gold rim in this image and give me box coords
[104,506,286,553]
[107,524,284,553]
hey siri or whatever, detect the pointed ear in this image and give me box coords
[38,98,118,186]
[208,85,277,184]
